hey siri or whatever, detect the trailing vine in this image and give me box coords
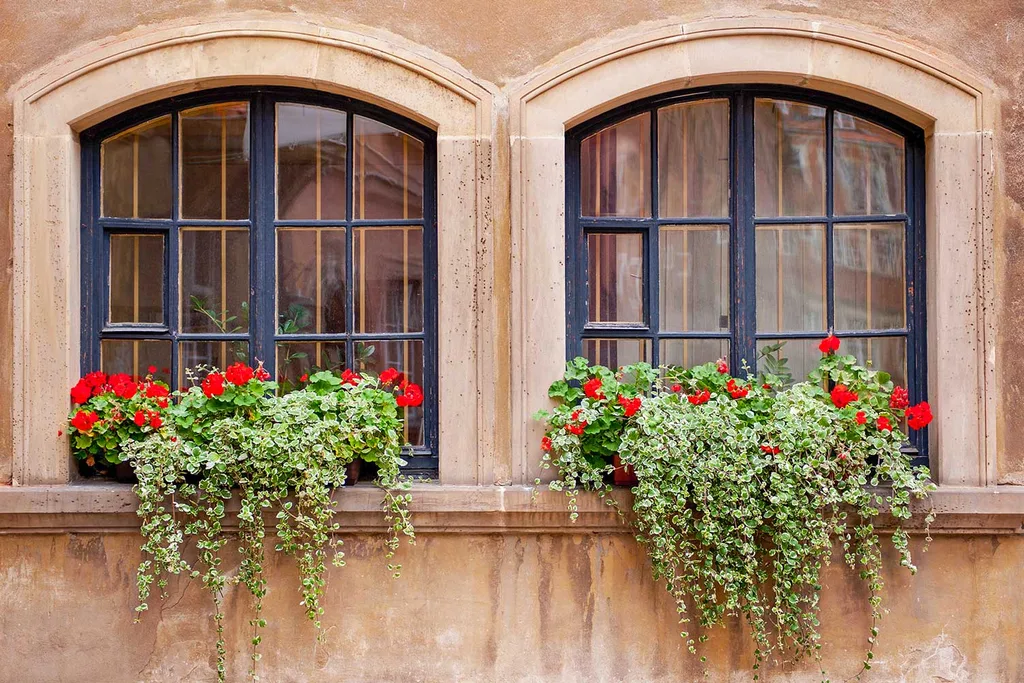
[536,338,934,679]
[67,363,422,681]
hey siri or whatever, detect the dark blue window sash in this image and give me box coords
[565,85,928,465]
[80,86,439,473]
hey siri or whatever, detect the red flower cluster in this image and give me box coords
[202,372,226,398]
[906,401,933,430]
[855,411,867,425]
[726,379,748,399]
[225,362,255,386]
[889,386,910,410]
[687,389,711,405]
[760,444,780,455]
[716,358,729,374]
[341,369,361,386]
[583,377,605,400]
[540,436,552,452]
[877,415,893,432]
[618,394,642,417]
[564,409,588,435]
[671,384,683,393]
[70,410,99,432]
[396,382,424,408]
[380,367,402,385]
[818,335,841,354]
[830,384,858,409]
[133,410,162,428]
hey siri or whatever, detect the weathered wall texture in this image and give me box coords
[0,532,1019,683]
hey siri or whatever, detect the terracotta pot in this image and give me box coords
[613,454,638,486]
[343,459,362,486]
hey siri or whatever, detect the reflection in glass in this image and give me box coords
[583,338,651,369]
[356,340,425,446]
[354,116,424,220]
[277,104,347,220]
[834,223,906,331]
[756,225,825,332]
[756,338,821,385]
[353,227,424,333]
[102,116,172,218]
[661,338,728,371]
[180,228,250,334]
[587,233,644,324]
[179,341,249,389]
[834,113,905,216]
[277,228,346,334]
[843,336,907,389]
[101,339,172,384]
[180,103,250,220]
[580,113,651,217]
[109,234,164,324]
[276,342,346,392]
[659,226,729,332]
[658,100,730,217]
[754,100,826,217]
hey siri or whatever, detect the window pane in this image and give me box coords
[277,104,347,220]
[181,103,250,220]
[179,341,249,388]
[755,100,826,217]
[659,226,729,332]
[109,234,164,324]
[580,113,651,217]
[180,228,250,333]
[834,223,906,331]
[276,341,346,392]
[661,338,728,371]
[353,227,423,333]
[756,338,821,384]
[277,228,346,334]
[834,113,905,216]
[583,338,651,369]
[588,233,644,324]
[354,116,424,220]
[101,339,172,384]
[658,100,729,217]
[756,225,825,332]
[843,336,907,389]
[102,116,172,218]
[356,340,425,447]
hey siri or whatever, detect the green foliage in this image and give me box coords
[121,369,415,682]
[536,350,934,679]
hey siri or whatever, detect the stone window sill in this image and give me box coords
[0,483,1021,534]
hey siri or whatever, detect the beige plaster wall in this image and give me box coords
[0,531,1019,682]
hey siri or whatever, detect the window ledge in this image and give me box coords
[0,483,1021,534]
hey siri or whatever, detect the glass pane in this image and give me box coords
[180,228,250,334]
[658,100,729,217]
[834,113,905,216]
[844,337,907,389]
[587,233,644,324]
[659,226,729,332]
[180,102,250,220]
[101,339,172,384]
[179,341,249,389]
[277,228,346,334]
[660,339,729,371]
[277,104,347,220]
[755,100,826,217]
[356,340,425,447]
[580,113,651,217]
[756,338,821,385]
[109,234,164,324]
[756,225,826,332]
[354,116,424,220]
[102,116,172,218]
[276,341,346,393]
[353,227,423,333]
[834,223,906,331]
[582,338,651,369]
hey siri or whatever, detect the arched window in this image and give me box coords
[566,86,926,460]
[80,87,437,466]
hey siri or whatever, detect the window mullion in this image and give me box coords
[825,106,836,333]
[252,93,276,375]
[732,92,757,371]
[345,110,356,372]
[648,105,661,369]
[168,110,181,385]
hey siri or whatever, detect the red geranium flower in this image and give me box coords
[380,367,402,385]
[202,372,225,398]
[687,389,711,405]
[726,378,748,399]
[224,362,255,386]
[617,394,642,417]
[671,384,682,393]
[147,365,157,374]
[133,410,147,427]
[818,335,841,354]
[855,411,867,425]
[906,401,933,430]
[889,386,910,410]
[396,383,424,408]
[70,410,99,432]
[149,413,162,429]
[762,383,772,390]
[540,436,552,452]
[341,369,361,386]
[583,377,605,401]
[760,444,780,455]
[83,371,107,388]
[830,385,858,409]
[876,415,893,432]
[299,374,309,383]
[114,380,138,400]
[716,358,729,374]
[145,383,169,398]
[156,398,169,409]
[254,365,270,381]
[565,422,586,436]
[70,380,92,404]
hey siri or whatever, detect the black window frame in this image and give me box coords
[565,85,927,464]
[80,85,439,474]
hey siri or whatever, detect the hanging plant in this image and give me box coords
[66,363,421,681]
[535,337,934,679]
